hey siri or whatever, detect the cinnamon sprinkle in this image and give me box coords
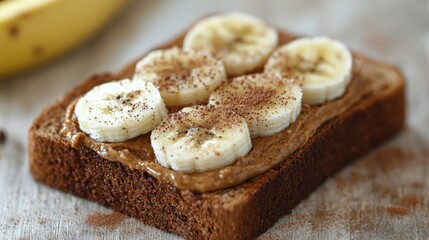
[86,211,126,228]
[135,47,223,94]
[259,145,427,236]
[386,206,408,216]
[222,87,275,114]
[158,105,243,132]
[210,73,296,121]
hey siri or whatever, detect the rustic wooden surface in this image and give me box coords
[1,0,429,239]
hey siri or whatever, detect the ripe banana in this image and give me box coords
[75,79,167,143]
[0,0,128,79]
[183,12,278,76]
[209,73,302,137]
[151,105,252,173]
[264,37,353,104]
[134,47,226,107]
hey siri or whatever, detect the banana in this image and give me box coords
[134,47,226,107]
[74,79,167,143]
[0,0,128,79]
[183,12,278,76]
[209,73,302,137]
[151,105,252,173]
[264,37,353,104]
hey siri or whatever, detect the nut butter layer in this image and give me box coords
[61,57,393,193]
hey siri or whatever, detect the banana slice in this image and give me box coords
[209,73,302,137]
[134,47,226,107]
[151,105,252,173]
[75,79,167,142]
[265,36,353,105]
[183,12,278,76]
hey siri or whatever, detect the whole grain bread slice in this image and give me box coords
[29,26,405,240]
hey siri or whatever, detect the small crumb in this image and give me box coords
[0,129,6,145]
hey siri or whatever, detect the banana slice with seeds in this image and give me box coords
[75,79,167,142]
[134,47,226,107]
[151,105,252,173]
[265,36,353,104]
[183,12,278,76]
[209,73,302,137]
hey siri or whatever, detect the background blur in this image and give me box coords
[1,0,428,239]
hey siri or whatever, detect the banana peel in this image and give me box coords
[0,0,129,79]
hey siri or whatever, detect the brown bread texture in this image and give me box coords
[28,27,405,239]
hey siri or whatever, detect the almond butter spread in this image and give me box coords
[61,58,392,193]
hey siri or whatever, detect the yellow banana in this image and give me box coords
[0,0,128,79]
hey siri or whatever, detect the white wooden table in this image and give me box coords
[1,0,429,239]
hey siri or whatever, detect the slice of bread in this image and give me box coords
[29,25,405,239]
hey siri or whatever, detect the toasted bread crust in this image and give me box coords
[29,27,405,239]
